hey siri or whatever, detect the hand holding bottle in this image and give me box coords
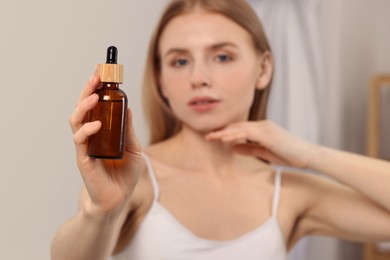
[69,70,143,217]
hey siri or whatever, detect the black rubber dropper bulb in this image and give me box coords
[106,46,118,64]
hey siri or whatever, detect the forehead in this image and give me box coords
[158,11,253,53]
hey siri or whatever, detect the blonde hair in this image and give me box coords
[142,0,273,145]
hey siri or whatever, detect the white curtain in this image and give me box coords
[250,0,324,143]
[249,0,325,259]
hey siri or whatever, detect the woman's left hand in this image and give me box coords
[205,120,318,169]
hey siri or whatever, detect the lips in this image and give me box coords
[188,96,220,112]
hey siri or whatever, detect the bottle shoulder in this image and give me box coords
[96,84,127,101]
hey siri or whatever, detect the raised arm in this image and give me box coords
[289,145,390,244]
[51,72,144,260]
[309,146,390,212]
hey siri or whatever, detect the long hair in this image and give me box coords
[142,0,272,145]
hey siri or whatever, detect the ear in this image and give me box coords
[255,51,273,90]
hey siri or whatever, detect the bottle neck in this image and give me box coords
[99,82,120,89]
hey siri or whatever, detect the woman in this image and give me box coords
[51,0,390,259]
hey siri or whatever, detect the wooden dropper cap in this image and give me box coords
[99,46,124,83]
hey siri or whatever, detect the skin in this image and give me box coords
[51,10,390,260]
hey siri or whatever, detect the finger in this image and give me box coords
[220,132,247,144]
[76,68,100,106]
[69,93,99,133]
[206,129,248,144]
[73,121,102,157]
[206,122,277,151]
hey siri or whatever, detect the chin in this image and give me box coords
[179,112,248,134]
[187,121,231,135]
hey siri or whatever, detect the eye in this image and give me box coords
[172,58,188,67]
[216,54,232,63]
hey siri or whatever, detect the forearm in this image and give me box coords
[310,146,390,212]
[51,206,125,260]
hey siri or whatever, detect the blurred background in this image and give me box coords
[0,0,389,259]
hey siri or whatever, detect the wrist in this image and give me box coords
[306,144,330,172]
[81,199,125,223]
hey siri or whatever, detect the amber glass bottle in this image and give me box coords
[88,46,128,159]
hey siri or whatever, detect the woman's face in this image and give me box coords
[158,10,270,133]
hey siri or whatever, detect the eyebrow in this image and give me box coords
[163,42,239,58]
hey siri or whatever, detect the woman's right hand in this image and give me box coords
[69,70,143,218]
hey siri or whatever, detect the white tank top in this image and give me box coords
[112,154,287,260]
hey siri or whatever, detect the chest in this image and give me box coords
[155,171,284,241]
[119,170,290,260]
[120,203,288,260]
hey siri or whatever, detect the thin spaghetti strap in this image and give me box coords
[141,153,160,200]
[272,169,282,218]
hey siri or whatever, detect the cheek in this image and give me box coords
[220,69,258,117]
[159,74,191,117]
[220,67,257,98]
[231,87,256,115]
[160,72,187,99]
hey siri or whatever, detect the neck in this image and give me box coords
[151,125,269,176]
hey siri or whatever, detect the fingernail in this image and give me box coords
[92,120,101,128]
[89,94,97,102]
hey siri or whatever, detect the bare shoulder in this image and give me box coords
[129,155,155,215]
[280,169,340,204]
[280,170,325,210]
[143,139,177,164]
[113,155,155,253]
[278,170,337,247]
[129,143,172,213]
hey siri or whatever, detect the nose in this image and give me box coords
[190,61,211,89]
